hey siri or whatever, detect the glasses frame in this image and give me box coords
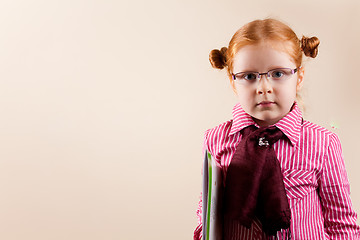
[231,67,301,81]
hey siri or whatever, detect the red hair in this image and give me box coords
[209,18,320,90]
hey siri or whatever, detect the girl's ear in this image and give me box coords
[296,67,305,92]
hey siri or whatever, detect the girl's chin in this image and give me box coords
[251,115,281,127]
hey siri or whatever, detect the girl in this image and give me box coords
[194,19,360,239]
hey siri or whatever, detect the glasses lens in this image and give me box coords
[268,68,293,80]
[235,72,258,81]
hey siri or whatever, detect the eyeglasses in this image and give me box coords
[232,67,301,82]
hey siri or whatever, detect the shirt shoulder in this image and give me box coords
[204,119,234,155]
[301,119,340,149]
[302,120,335,136]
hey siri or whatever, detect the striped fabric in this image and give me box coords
[194,102,360,239]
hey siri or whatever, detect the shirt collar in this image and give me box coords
[229,102,302,146]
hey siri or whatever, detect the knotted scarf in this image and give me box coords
[223,125,291,237]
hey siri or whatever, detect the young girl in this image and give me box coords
[194,19,360,240]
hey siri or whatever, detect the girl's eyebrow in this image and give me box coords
[235,66,288,73]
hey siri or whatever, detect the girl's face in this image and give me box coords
[232,42,304,127]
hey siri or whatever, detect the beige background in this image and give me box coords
[0,0,359,239]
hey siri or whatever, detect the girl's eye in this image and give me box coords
[270,70,286,79]
[236,73,257,81]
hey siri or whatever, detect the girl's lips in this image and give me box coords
[257,101,275,106]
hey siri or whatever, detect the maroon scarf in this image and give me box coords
[223,125,291,237]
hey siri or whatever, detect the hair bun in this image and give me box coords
[209,47,228,69]
[301,36,320,58]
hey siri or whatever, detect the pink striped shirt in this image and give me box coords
[194,102,360,239]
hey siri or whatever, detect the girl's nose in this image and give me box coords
[256,76,273,94]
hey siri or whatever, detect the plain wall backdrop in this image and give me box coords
[0,0,359,239]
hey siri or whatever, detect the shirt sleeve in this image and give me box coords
[193,192,203,240]
[319,133,360,239]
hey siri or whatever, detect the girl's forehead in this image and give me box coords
[232,42,296,72]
